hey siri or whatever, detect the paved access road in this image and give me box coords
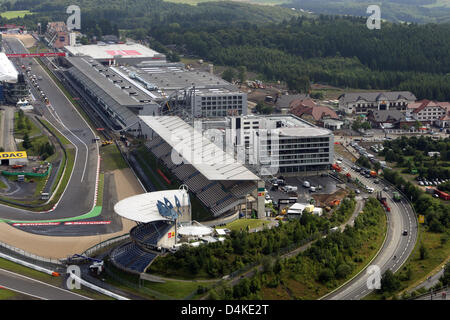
[0,37,99,221]
[323,153,417,300]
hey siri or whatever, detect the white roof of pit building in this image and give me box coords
[64,43,163,60]
[139,116,261,181]
[0,53,18,83]
[114,189,189,223]
[178,225,213,237]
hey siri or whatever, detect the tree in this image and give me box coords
[380,270,401,292]
[419,243,428,260]
[440,262,450,286]
[237,66,247,83]
[22,133,31,149]
[318,268,334,283]
[336,263,351,279]
[222,68,236,83]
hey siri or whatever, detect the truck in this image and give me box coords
[332,163,342,172]
[392,192,401,202]
[377,191,390,212]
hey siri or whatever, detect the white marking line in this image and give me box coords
[49,107,89,182]
[0,283,47,300]
[0,268,91,300]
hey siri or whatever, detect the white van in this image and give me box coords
[283,185,298,192]
[303,181,310,188]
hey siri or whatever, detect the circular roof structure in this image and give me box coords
[178,225,213,237]
[114,189,189,223]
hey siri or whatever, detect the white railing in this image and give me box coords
[82,234,130,257]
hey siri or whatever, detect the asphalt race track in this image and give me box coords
[0,37,123,236]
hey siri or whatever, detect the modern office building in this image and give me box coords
[201,115,334,175]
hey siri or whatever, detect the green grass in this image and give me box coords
[142,280,206,299]
[0,258,61,286]
[0,10,33,19]
[39,119,71,146]
[14,112,41,138]
[99,144,128,172]
[0,288,21,300]
[216,218,268,232]
[97,173,104,206]
[0,179,7,190]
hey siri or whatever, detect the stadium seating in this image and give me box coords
[145,133,258,219]
[131,221,173,246]
[185,173,210,193]
[111,241,157,273]
[230,182,255,197]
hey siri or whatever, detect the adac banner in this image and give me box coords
[0,151,27,159]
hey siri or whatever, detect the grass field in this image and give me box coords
[99,144,128,172]
[0,10,33,19]
[14,112,41,139]
[143,280,206,299]
[216,218,268,231]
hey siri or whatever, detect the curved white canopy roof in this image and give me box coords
[114,189,189,223]
[0,53,18,83]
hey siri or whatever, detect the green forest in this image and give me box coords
[147,197,356,279]
[210,197,386,299]
[286,0,450,24]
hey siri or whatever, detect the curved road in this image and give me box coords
[0,37,99,221]
[323,151,418,300]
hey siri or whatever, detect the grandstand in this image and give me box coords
[139,116,265,219]
[111,188,214,274]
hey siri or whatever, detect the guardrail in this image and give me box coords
[82,234,130,257]
[67,272,129,300]
[0,251,60,276]
[0,240,63,266]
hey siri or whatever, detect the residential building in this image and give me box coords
[338,91,416,115]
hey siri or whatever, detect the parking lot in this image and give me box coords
[264,174,339,206]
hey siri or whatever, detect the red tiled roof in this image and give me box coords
[290,104,338,121]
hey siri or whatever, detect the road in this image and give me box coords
[323,148,418,300]
[0,268,90,300]
[0,106,16,152]
[0,37,99,221]
[414,287,449,300]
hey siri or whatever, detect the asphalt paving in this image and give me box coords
[0,37,122,236]
[0,268,90,300]
[323,147,418,300]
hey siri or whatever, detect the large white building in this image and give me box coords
[202,115,334,175]
[64,42,166,64]
[339,91,416,115]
